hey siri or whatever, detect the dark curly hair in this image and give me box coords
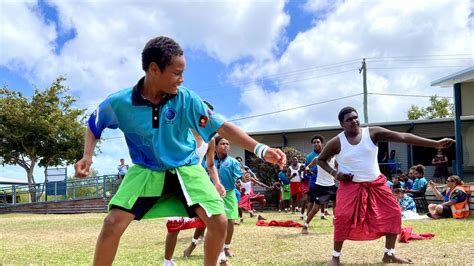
[338,106,358,123]
[141,36,184,72]
[311,134,325,144]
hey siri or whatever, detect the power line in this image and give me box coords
[200,68,359,98]
[228,93,363,122]
[370,65,471,70]
[364,54,474,60]
[367,58,474,63]
[368,92,454,99]
[198,60,361,93]
[101,91,454,140]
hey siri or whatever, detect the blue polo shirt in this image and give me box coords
[278,171,289,185]
[412,177,428,191]
[212,156,243,192]
[305,151,319,188]
[88,77,225,171]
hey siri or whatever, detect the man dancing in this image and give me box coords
[317,106,454,265]
[302,135,337,234]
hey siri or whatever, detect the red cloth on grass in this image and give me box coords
[399,227,435,243]
[334,175,402,241]
[256,220,303,227]
[166,218,206,233]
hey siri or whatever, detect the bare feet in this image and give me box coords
[301,225,308,234]
[327,256,340,266]
[257,214,266,221]
[224,248,235,257]
[382,253,413,264]
[183,243,196,257]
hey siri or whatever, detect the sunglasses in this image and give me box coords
[446,179,454,182]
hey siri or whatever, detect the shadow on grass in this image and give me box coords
[273,231,331,239]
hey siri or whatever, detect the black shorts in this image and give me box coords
[312,184,337,205]
[111,170,199,220]
[441,205,453,218]
[308,187,317,203]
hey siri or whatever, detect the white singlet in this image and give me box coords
[316,157,336,186]
[289,163,302,182]
[335,127,381,182]
[241,181,252,195]
[196,141,209,163]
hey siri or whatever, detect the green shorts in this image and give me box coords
[223,190,238,220]
[109,164,224,220]
[282,184,291,201]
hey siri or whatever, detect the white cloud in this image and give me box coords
[0,0,289,181]
[230,0,474,132]
[0,1,57,78]
[1,0,289,107]
[302,0,343,14]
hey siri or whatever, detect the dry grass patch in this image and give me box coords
[1,211,473,265]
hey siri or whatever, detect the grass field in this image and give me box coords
[1,211,473,265]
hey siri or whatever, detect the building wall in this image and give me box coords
[461,83,474,116]
[230,120,474,180]
[462,121,474,182]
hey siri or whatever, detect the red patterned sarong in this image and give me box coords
[334,175,401,241]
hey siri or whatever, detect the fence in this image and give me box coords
[0,175,120,206]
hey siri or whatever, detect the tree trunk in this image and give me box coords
[27,170,37,203]
[26,160,38,203]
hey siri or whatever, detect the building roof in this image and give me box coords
[431,66,474,87]
[0,177,28,185]
[248,116,474,136]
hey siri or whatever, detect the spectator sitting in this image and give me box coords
[397,170,410,189]
[427,175,470,219]
[405,167,416,190]
[393,188,418,220]
[387,175,402,189]
[406,164,427,197]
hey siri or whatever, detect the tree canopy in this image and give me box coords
[407,95,454,120]
[0,76,87,190]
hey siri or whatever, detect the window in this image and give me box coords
[412,137,455,167]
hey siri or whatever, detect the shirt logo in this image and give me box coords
[207,109,214,116]
[199,115,208,127]
[165,107,176,124]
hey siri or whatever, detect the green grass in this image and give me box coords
[1,211,473,265]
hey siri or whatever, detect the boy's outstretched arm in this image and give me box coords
[75,128,99,177]
[217,122,286,168]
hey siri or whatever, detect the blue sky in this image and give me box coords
[1,0,473,181]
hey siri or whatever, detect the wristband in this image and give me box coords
[253,143,270,160]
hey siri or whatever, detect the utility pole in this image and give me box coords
[359,58,368,123]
